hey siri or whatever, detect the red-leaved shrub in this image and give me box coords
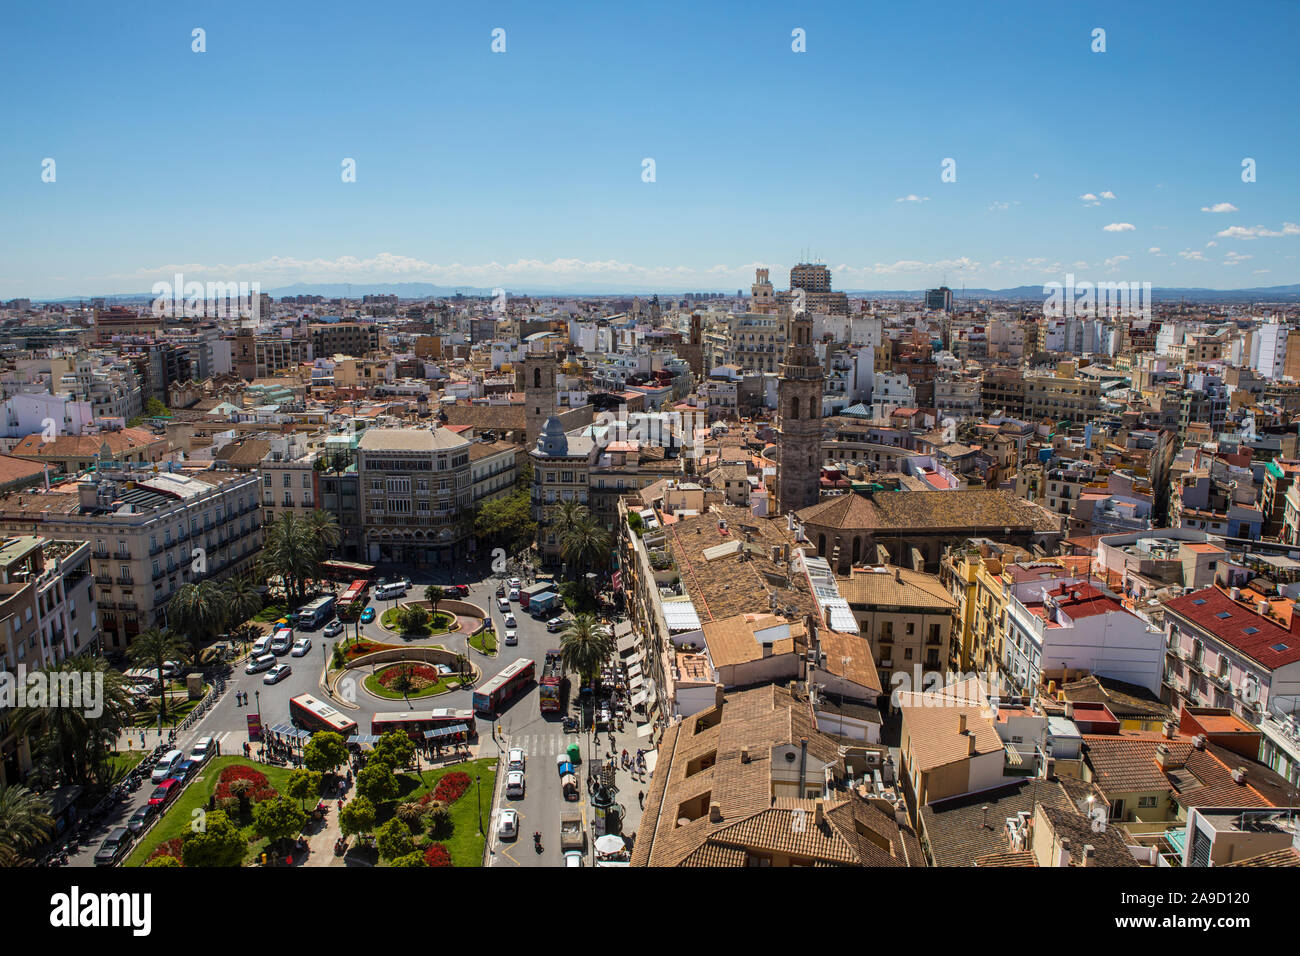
[424,842,451,867]
[433,771,471,804]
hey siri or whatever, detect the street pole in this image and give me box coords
[476,774,483,835]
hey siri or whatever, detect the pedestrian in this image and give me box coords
[638,790,644,809]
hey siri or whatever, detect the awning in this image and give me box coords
[616,632,638,653]
[636,722,655,738]
[631,689,648,706]
[347,734,381,745]
[629,673,645,690]
[627,662,643,678]
[643,749,658,774]
[422,724,469,740]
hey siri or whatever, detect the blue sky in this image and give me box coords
[2,0,1298,297]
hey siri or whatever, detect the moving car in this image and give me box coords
[148,778,182,808]
[126,805,156,836]
[94,827,132,867]
[360,607,376,624]
[508,577,522,589]
[245,653,276,675]
[564,850,584,867]
[546,617,565,633]
[504,629,517,646]
[323,620,345,638]
[497,808,518,840]
[291,638,312,657]
[264,663,292,685]
[505,771,525,798]
[497,597,510,613]
[508,748,526,772]
[251,636,273,657]
[446,585,470,597]
[190,737,215,763]
[508,588,521,602]
[504,613,517,628]
[270,633,292,655]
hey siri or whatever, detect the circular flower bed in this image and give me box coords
[214,765,278,803]
[424,843,452,867]
[378,664,442,691]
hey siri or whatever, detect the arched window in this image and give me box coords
[790,396,800,420]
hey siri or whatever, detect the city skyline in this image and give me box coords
[2,0,1298,298]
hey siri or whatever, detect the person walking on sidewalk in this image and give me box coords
[638,790,644,809]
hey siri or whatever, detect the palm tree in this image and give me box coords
[559,613,613,687]
[11,656,132,787]
[560,517,611,583]
[0,784,53,866]
[166,580,228,662]
[127,627,190,721]
[551,500,590,542]
[304,510,342,594]
[424,585,444,621]
[395,801,424,825]
[222,575,264,632]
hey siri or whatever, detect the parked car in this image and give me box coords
[360,607,376,624]
[151,749,184,783]
[126,804,156,836]
[291,638,312,657]
[546,617,565,633]
[172,758,200,782]
[323,620,345,638]
[504,613,517,628]
[161,660,183,678]
[564,850,584,867]
[508,748,526,772]
[264,664,292,685]
[245,653,276,675]
[147,778,182,808]
[504,629,517,646]
[447,585,470,597]
[94,827,132,867]
[505,771,525,798]
[497,808,518,840]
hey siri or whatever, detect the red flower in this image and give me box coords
[214,764,278,802]
[433,771,471,804]
[149,837,184,864]
[424,843,452,867]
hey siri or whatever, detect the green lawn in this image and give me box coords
[124,756,313,867]
[253,605,289,623]
[387,758,496,867]
[363,667,462,700]
[469,629,497,654]
[380,607,455,635]
[106,750,147,778]
[131,695,202,727]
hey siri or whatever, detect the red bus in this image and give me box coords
[472,658,535,715]
[539,649,567,714]
[339,579,370,607]
[289,694,359,737]
[321,560,376,583]
[371,708,476,740]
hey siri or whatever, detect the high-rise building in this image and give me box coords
[776,309,824,514]
[925,287,954,312]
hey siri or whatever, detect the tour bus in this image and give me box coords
[339,579,370,608]
[370,708,477,740]
[289,694,358,737]
[472,658,536,716]
[296,595,337,630]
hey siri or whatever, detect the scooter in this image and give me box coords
[533,831,543,854]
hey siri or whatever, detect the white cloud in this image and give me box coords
[1100,190,1116,200]
[1179,250,1207,261]
[1200,202,1237,213]
[1104,255,1130,268]
[1205,241,1217,248]
[1217,222,1300,239]
[1223,252,1253,266]
[1103,222,1136,232]
[1147,247,1161,253]
[895,194,930,203]
[1253,269,1271,275]
[987,200,1019,212]
[1079,193,1098,201]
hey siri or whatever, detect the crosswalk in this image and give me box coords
[504,732,574,760]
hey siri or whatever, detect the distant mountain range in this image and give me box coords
[30,281,1300,304]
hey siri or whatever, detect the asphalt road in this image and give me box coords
[69,559,590,867]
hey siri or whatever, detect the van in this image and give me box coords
[251,636,272,657]
[270,633,292,655]
[375,583,407,600]
[245,653,276,675]
[497,597,511,613]
[151,749,184,784]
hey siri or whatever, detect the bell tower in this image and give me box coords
[520,351,557,449]
[776,307,824,514]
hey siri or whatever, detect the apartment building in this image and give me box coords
[838,565,957,689]
[260,433,321,524]
[0,466,262,652]
[0,536,97,787]
[357,427,472,565]
[310,322,379,359]
[530,416,598,562]
[468,440,517,505]
[980,367,1026,419]
[1023,369,1102,424]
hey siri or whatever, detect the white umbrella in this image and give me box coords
[595,834,625,855]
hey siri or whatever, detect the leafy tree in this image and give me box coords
[559,612,614,686]
[373,731,415,770]
[0,784,53,866]
[474,490,536,554]
[286,769,323,810]
[338,796,376,838]
[126,627,189,720]
[166,580,228,662]
[374,817,414,860]
[143,397,170,419]
[355,760,400,804]
[252,796,307,846]
[303,732,348,776]
[389,850,427,867]
[396,605,428,633]
[181,810,246,867]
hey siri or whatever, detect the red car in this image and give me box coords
[148,778,181,808]
[446,585,470,597]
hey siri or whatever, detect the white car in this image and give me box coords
[504,613,517,628]
[504,629,517,646]
[263,663,292,684]
[505,771,525,798]
[508,748,525,772]
[564,850,584,867]
[323,620,345,638]
[245,653,276,674]
[497,808,518,840]
[497,597,510,613]
[508,588,521,602]
[508,577,522,589]
[291,638,312,657]
[546,617,564,633]
[190,737,215,762]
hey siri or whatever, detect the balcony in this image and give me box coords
[116,576,134,586]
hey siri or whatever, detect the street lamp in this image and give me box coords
[476,774,483,835]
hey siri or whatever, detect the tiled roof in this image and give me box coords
[900,705,1004,772]
[798,489,1062,534]
[0,454,48,487]
[817,628,882,694]
[9,428,165,459]
[920,779,1076,867]
[838,566,957,611]
[1164,586,1300,669]
[1220,846,1300,867]
[702,612,801,668]
[975,850,1037,866]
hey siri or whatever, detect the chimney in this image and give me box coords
[1081,844,1095,867]
[967,732,977,756]
[1155,743,1172,770]
[813,799,825,827]
[1056,837,1072,868]
[740,747,750,764]
[708,801,722,822]
[714,684,725,709]
[1064,701,1075,720]
[1192,734,1207,750]
[895,567,903,583]
[1232,767,1247,785]
[1162,720,1176,739]
[957,713,967,734]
